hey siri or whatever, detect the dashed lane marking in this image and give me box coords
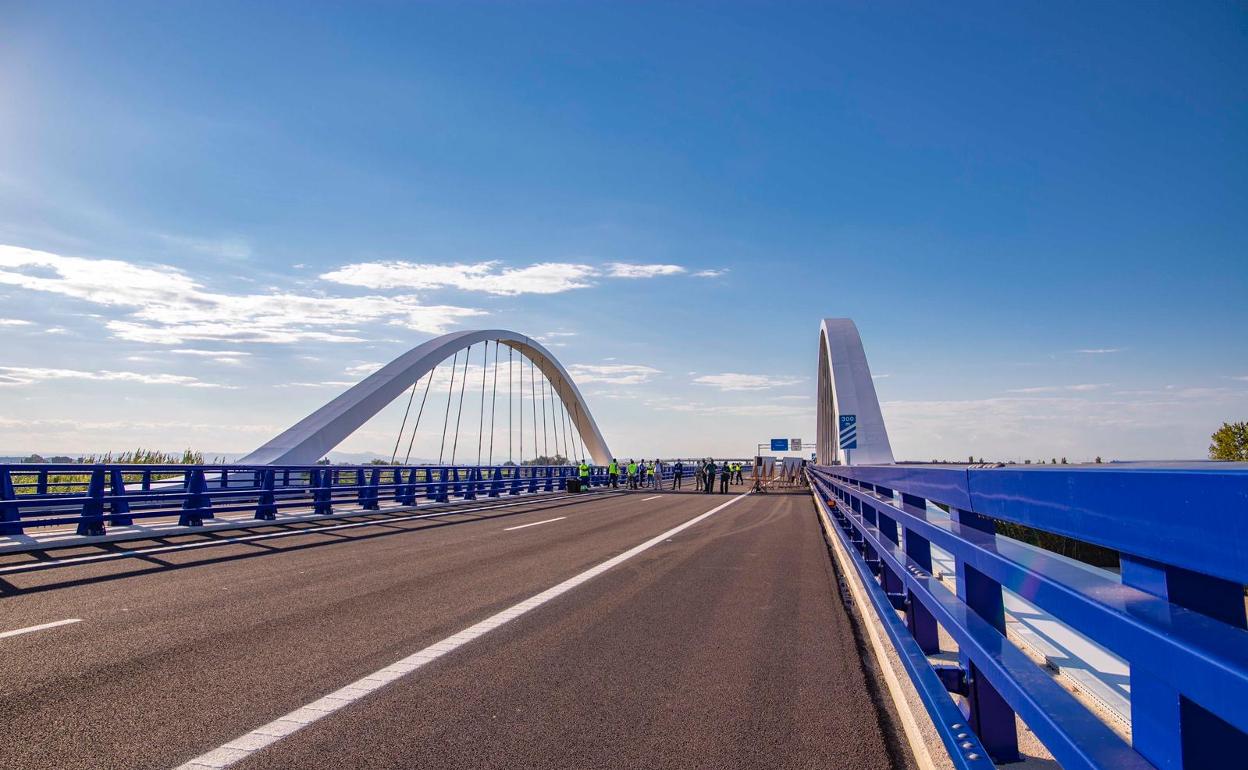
[641,495,661,501]
[173,491,752,770]
[503,517,566,531]
[0,618,83,640]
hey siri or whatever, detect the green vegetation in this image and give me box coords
[1209,421,1248,461]
[11,448,209,496]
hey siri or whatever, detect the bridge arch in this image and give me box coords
[816,318,894,465]
[240,329,613,466]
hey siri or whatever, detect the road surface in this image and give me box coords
[1,485,912,769]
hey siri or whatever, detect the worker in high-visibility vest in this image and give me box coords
[608,459,619,488]
[732,462,743,484]
[578,461,590,490]
[627,460,638,489]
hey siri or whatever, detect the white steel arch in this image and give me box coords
[239,329,613,466]
[816,319,894,466]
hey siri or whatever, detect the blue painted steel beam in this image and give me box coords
[819,469,1248,738]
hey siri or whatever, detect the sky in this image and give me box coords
[0,1,1245,463]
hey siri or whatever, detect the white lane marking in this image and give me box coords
[641,495,661,501]
[174,491,751,770]
[0,618,83,640]
[0,494,614,576]
[503,517,566,531]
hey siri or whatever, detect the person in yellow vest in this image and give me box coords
[608,459,619,488]
[732,462,743,484]
[578,460,590,491]
[627,460,638,489]
[646,463,656,488]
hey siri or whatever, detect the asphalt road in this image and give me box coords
[0,485,911,770]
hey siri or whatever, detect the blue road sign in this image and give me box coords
[838,415,857,450]
[770,438,789,452]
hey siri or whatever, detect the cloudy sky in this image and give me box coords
[1,2,1245,462]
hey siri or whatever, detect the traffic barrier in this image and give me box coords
[809,463,1248,770]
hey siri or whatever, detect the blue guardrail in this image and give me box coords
[808,462,1248,770]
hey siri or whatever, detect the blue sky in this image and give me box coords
[1,1,1245,461]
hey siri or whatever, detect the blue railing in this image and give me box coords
[0,463,618,537]
[808,463,1248,770]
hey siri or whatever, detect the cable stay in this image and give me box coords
[437,351,459,465]
[402,367,437,464]
[450,344,470,464]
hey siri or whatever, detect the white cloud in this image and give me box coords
[44,326,69,335]
[604,263,686,279]
[873,373,891,379]
[1007,383,1109,394]
[692,373,804,391]
[692,269,728,278]
[644,395,811,417]
[170,348,253,357]
[881,388,1246,461]
[566,363,661,385]
[0,366,232,388]
[0,318,32,326]
[1076,348,1123,354]
[0,244,485,343]
[344,362,385,377]
[321,260,596,296]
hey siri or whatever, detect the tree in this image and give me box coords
[1094,456,1103,464]
[1209,421,1248,461]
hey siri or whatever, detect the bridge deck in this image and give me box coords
[0,486,911,770]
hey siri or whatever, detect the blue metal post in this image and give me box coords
[78,466,107,536]
[901,492,940,654]
[108,468,133,526]
[179,468,214,527]
[527,467,538,494]
[544,466,554,492]
[510,467,522,495]
[437,467,449,503]
[355,468,368,508]
[490,467,502,497]
[1121,554,1248,769]
[255,469,277,520]
[951,507,1019,763]
[364,468,381,510]
[463,467,477,500]
[312,468,334,515]
[0,466,21,535]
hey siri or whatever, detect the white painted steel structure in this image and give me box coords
[240,330,613,466]
[816,318,895,465]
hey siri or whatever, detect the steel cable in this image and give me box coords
[437,351,458,465]
[450,345,470,464]
[403,367,437,464]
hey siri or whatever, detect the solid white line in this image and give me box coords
[173,491,751,770]
[0,618,83,640]
[641,495,661,501]
[503,517,566,531]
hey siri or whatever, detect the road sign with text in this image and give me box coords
[838,415,857,450]
[770,438,789,452]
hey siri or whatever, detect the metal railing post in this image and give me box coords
[900,492,940,654]
[256,469,277,520]
[179,468,214,527]
[0,465,21,536]
[78,466,107,536]
[1121,554,1248,768]
[108,468,133,526]
[951,507,1019,763]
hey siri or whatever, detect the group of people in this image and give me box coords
[606,459,667,489]
[603,458,746,494]
[694,459,745,493]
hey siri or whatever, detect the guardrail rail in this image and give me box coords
[808,462,1248,770]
